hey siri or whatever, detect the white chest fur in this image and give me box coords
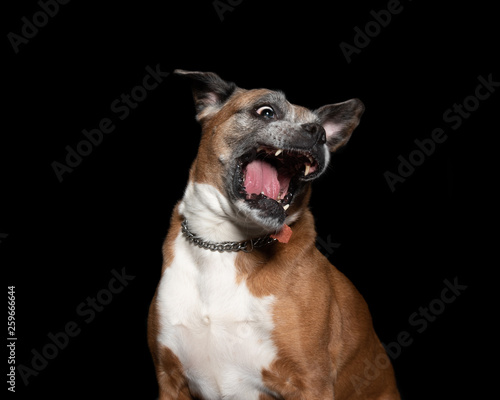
[156,231,278,399]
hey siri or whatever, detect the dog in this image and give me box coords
[148,70,400,399]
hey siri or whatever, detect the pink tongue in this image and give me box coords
[244,160,280,200]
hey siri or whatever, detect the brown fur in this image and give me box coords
[149,202,400,399]
[234,207,399,399]
[148,82,400,399]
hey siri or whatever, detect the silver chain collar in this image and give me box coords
[181,219,277,253]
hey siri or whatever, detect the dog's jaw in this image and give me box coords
[181,142,330,238]
[178,177,307,243]
[228,142,329,233]
[178,181,275,242]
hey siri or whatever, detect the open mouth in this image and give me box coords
[235,145,322,220]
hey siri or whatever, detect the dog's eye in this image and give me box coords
[256,106,276,119]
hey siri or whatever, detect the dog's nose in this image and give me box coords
[301,123,326,145]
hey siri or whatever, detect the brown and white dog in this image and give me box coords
[148,70,400,399]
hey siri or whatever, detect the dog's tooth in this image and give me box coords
[256,146,264,153]
[304,163,311,176]
[275,149,283,157]
[307,155,314,164]
[283,204,290,210]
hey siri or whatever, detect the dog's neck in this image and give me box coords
[178,180,271,243]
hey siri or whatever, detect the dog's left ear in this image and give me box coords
[174,69,237,121]
[315,99,365,152]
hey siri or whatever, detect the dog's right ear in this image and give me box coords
[174,69,237,121]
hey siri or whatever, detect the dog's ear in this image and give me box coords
[315,99,365,152]
[174,69,237,121]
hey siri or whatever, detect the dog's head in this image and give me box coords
[175,70,364,234]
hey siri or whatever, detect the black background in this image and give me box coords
[3,0,497,399]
